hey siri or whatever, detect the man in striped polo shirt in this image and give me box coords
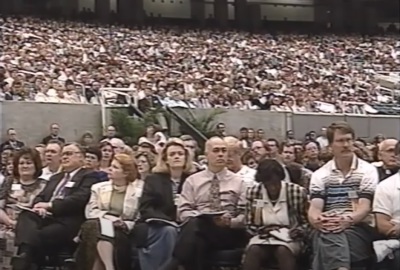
[308,121,379,270]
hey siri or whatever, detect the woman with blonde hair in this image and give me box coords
[74,154,143,270]
[135,138,193,270]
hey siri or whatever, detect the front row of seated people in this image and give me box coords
[0,122,398,270]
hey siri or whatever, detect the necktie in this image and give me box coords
[209,174,221,211]
[53,173,71,199]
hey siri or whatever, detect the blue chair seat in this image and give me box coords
[207,248,244,267]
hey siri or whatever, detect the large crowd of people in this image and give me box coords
[0,121,399,270]
[0,16,399,113]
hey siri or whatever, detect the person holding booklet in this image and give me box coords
[0,147,45,270]
[135,138,193,270]
[163,137,247,270]
[12,143,98,270]
[74,153,143,270]
[242,159,309,270]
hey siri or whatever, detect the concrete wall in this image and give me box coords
[2,102,400,146]
[1,102,102,146]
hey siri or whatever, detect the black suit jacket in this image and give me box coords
[34,168,97,231]
[0,140,25,152]
[41,135,66,145]
[133,172,189,247]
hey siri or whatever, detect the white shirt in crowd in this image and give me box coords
[316,136,328,148]
[372,172,400,262]
[235,165,256,187]
[39,166,61,181]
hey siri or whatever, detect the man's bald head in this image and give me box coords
[379,139,398,152]
[205,137,227,153]
[205,137,228,170]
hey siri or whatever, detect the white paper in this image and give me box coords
[100,218,115,238]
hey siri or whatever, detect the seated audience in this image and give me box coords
[243,159,309,270]
[0,148,45,270]
[12,143,97,270]
[224,136,256,187]
[308,122,379,270]
[372,138,399,181]
[84,146,108,182]
[135,152,156,180]
[135,138,192,270]
[99,142,114,173]
[373,142,400,268]
[75,153,143,270]
[39,140,62,181]
[164,137,247,270]
[303,141,323,172]
[41,123,66,145]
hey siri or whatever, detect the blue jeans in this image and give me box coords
[138,225,178,270]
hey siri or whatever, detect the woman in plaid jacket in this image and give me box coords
[242,159,309,270]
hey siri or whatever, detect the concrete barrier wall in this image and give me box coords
[2,102,400,146]
[1,102,102,146]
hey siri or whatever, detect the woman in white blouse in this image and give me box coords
[74,153,144,270]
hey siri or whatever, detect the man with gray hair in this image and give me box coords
[224,136,256,187]
[372,138,399,182]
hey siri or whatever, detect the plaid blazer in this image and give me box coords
[246,181,309,237]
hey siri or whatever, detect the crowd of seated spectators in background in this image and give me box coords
[0,16,399,114]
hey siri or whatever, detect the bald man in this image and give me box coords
[373,139,399,182]
[224,136,256,187]
[165,137,247,270]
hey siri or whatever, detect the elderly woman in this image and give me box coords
[74,153,143,270]
[243,159,309,270]
[135,138,193,270]
[0,148,45,270]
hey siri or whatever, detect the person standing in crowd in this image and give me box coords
[84,146,108,182]
[136,138,193,270]
[316,127,328,149]
[164,137,247,270]
[101,125,118,141]
[216,123,226,137]
[74,154,143,270]
[308,121,379,270]
[0,128,24,152]
[12,143,97,270]
[243,159,309,270]
[0,148,46,270]
[373,141,400,268]
[372,138,399,181]
[80,131,95,147]
[224,136,256,187]
[41,123,66,145]
[39,140,62,181]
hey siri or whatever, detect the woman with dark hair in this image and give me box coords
[0,147,45,270]
[243,159,309,270]
[99,142,114,173]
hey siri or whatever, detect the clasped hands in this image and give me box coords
[258,224,304,240]
[312,213,353,233]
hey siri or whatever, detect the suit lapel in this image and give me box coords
[122,181,143,220]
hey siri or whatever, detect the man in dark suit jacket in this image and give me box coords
[0,128,25,152]
[12,143,97,270]
[41,123,66,145]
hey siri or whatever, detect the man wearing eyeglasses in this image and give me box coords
[12,143,98,270]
